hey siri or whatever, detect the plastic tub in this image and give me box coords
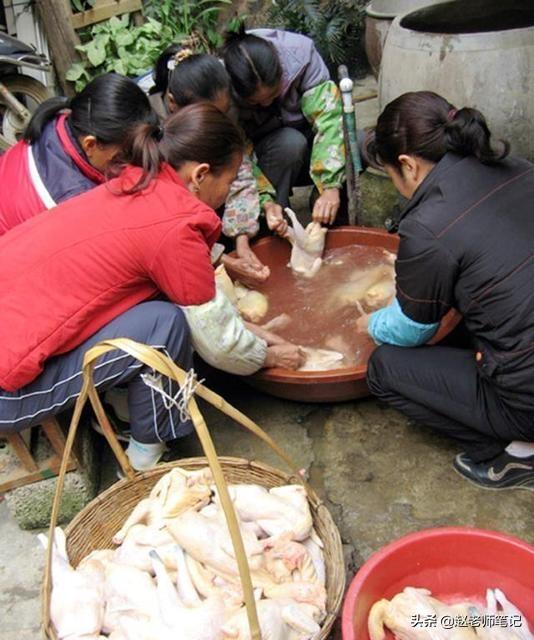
[246,227,460,403]
[342,526,534,640]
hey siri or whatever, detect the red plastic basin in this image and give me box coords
[342,527,534,640]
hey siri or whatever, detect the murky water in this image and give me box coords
[257,244,396,369]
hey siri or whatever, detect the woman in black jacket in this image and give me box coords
[361,91,534,490]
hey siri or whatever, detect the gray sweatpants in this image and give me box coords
[0,301,194,443]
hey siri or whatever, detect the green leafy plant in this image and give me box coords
[70,0,96,13]
[66,14,175,91]
[268,0,367,76]
[145,0,232,51]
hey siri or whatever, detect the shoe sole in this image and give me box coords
[91,418,130,443]
[453,463,534,492]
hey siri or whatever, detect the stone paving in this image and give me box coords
[3,378,534,640]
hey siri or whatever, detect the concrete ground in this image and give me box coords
[2,75,533,638]
[2,381,534,639]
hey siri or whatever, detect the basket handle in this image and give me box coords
[45,338,312,640]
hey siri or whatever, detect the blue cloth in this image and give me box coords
[368,298,439,347]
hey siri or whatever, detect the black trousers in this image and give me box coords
[367,345,534,462]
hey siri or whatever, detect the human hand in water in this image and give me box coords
[264,344,304,370]
[312,188,340,225]
[235,234,267,271]
[264,201,289,237]
[222,254,270,288]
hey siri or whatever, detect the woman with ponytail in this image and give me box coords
[358,91,534,490]
[0,72,157,235]
[0,104,302,471]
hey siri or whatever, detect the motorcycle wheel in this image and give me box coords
[0,74,50,149]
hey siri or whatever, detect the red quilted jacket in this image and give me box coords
[0,163,221,391]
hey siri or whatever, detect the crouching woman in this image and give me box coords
[0,104,246,470]
[360,91,534,490]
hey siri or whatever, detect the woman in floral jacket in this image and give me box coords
[222,26,346,228]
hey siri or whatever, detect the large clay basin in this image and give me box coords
[247,227,460,403]
[379,0,534,160]
[365,0,448,76]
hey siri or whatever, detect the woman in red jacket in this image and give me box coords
[0,104,244,470]
[0,73,157,235]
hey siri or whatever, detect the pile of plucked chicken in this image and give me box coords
[39,467,327,640]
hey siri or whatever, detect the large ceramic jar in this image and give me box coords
[379,0,534,160]
[365,0,448,76]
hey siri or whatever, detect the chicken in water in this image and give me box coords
[368,587,533,640]
[40,468,327,640]
[283,207,327,279]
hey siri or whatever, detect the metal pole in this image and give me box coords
[338,64,363,225]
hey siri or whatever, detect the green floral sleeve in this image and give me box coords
[301,80,346,192]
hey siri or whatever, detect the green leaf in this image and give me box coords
[115,29,135,46]
[86,37,108,67]
[65,62,86,81]
[112,59,127,75]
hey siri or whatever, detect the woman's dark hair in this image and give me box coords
[120,103,245,194]
[222,24,282,99]
[368,91,509,171]
[150,43,183,95]
[24,73,157,145]
[167,53,231,108]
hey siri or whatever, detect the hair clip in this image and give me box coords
[175,48,194,65]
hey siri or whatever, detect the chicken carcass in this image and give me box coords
[112,468,212,544]
[223,484,313,542]
[261,313,292,333]
[475,589,534,640]
[368,587,479,640]
[167,509,264,577]
[102,561,158,634]
[222,598,320,640]
[331,264,395,311]
[297,347,345,372]
[302,531,326,585]
[234,283,269,323]
[38,527,105,640]
[284,207,327,278]
[263,533,317,583]
[150,550,228,640]
[263,580,327,619]
[113,524,176,573]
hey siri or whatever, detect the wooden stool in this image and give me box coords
[0,418,80,493]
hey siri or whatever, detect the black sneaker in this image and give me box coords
[454,451,534,491]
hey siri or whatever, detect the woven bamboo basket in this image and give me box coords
[42,339,345,640]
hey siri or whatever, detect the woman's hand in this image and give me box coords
[312,188,340,225]
[264,201,288,237]
[222,254,270,288]
[264,343,304,370]
[235,235,266,270]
